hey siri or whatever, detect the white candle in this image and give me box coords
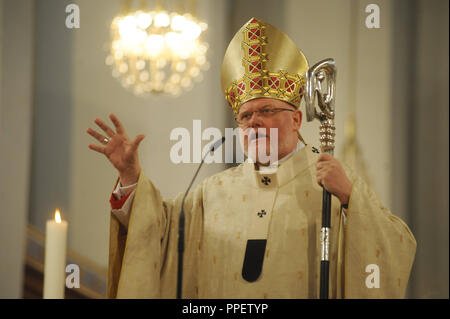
[43,209,68,299]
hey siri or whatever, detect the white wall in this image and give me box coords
[29,0,73,239]
[0,0,34,298]
[0,1,2,124]
[407,0,449,299]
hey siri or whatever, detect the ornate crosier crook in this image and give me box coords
[305,58,337,299]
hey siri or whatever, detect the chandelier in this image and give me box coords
[105,1,209,97]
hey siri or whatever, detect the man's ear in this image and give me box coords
[293,109,302,131]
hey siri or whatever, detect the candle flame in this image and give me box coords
[55,209,62,223]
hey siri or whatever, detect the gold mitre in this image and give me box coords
[221,17,309,115]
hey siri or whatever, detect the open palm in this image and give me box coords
[87,114,145,185]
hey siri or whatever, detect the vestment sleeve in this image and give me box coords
[110,179,136,229]
[338,167,416,298]
[107,170,204,298]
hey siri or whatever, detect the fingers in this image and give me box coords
[109,114,126,135]
[316,164,332,184]
[88,143,105,154]
[316,161,332,172]
[316,173,324,188]
[131,134,145,152]
[94,117,116,137]
[317,153,333,162]
[317,173,330,191]
[316,154,339,170]
[86,128,109,145]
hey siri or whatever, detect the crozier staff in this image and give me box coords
[87,17,416,298]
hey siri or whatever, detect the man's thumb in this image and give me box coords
[132,134,145,149]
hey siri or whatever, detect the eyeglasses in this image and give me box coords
[235,107,295,126]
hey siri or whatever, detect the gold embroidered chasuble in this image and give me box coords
[107,145,416,298]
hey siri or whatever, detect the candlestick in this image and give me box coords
[43,209,68,299]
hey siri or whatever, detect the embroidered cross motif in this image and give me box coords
[250,77,263,88]
[229,90,236,103]
[261,176,271,185]
[246,23,263,42]
[248,44,261,57]
[237,82,246,95]
[312,147,320,154]
[257,210,267,218]
[268,77,280,89]
[285,79,296,93]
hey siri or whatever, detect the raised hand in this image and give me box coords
[87,114,145,186]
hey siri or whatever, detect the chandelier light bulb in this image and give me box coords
[118,16,137,38]
[136,59,146,70]
[137,12,152,29]
[171,15,186,31]
[165,32,181,51]
[154,12,170,27]
[156,58,167,68]
[146,34,164,56]
[182,20,202,40]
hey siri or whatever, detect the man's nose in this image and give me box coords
[248,111,263,127]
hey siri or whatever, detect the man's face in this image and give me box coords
[237,97,302,164]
